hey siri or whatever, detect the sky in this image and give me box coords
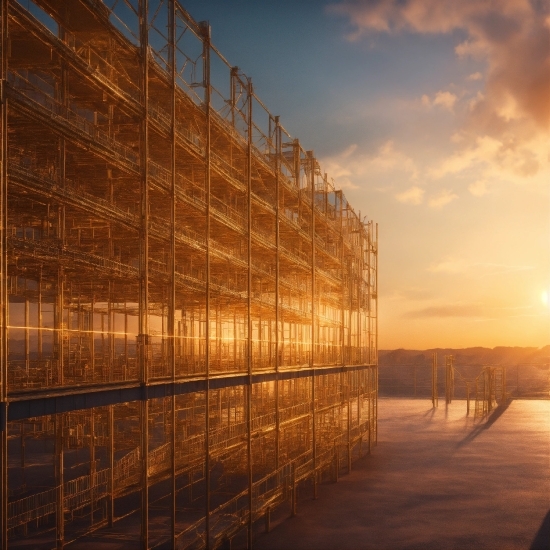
[182,0,550,350]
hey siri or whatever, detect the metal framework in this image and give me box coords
[0,1,378,548]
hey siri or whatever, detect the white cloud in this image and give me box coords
[395,186,425,204]
[320,140,418,190]
[428,189,458,208]
[421,90,458,111]
[433,91,458,111]
[428,134,549,181]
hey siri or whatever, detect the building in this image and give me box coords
[0,1,378,547]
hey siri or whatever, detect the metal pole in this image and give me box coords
[275,117,280,470]
[200,20,211,549]
[1,0,9,545]
[347,374,351,473]
[246,76,253,550]
[56,414,64,549]
[109,405,114,527]
[139,2,149,547]
[169,3,177,544]
[309,151,317,498]
[374,223,378,445]
[138,0,149,385]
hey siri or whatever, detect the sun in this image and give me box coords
[542,290,549,307]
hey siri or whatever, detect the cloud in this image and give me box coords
[468,179,489,196]
[395,185,424,204]
[403,303,535,319]
[428,189,458,208]
[428,257,535,275]
[320,140,418,190]
[388,287,434,301]
[328,0,550,178]
[403,303,485,319]
[421,90,458,111]
[428,133,547,180]
[428,257,468,273]
[433,91,458,111]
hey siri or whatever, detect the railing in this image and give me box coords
[379,363,550,400]
[7,71,139,169]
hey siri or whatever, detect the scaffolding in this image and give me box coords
[0,0,378,548]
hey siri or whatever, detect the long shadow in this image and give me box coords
[455,399,513,449]
[530,510,550,550]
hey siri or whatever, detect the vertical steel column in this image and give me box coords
[367,222,372,366]
[339,192,344,366]
[274,117,280,470]
[357,225,362,365]
[140,398,149,549]
[55,414,64,548]
[56,268,64,386]
[374,223,378,445]
[199,20,211,549]
[139,2,149,547]
[108,405,114,528]
[0,0,8,545]
[57,17,68,385]
[308,151,317,498]
[90,295,95,377]
[432,352,438,408]
[138,0,149,385]
[90,408,96,527]
[168,1,177,545]
[107,285,112,382]
[347,373,351,472]
[246,77,253,550]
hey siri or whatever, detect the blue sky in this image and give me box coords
[183,0,550,349]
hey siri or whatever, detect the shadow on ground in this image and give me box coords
[530,510,550,550]
[455,399,513,449]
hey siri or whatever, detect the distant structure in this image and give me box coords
[0,1,378,548]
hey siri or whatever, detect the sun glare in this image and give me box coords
[542,290,549,307]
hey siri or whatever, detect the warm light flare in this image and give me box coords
[542,290,549,307]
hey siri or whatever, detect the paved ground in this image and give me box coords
[256,398,550,550]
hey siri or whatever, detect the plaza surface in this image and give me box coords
[257,398,550,550]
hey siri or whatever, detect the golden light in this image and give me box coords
[542,289,549,307]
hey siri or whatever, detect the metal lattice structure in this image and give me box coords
[0,1,378,548]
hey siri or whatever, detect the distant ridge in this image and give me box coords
[378,345,550,366]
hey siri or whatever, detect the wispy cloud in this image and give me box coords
[468,179,489,196]
[428,189,458,208]
[387,287,433,301]
[395,185,424,204]
[403,303,534,319]
[428,257,468,273]
[403,303,485,319]
[422,90,458,111]
[320,140,418,190]
[428,257,535,275]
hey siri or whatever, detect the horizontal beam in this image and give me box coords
[4,363,376,423]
